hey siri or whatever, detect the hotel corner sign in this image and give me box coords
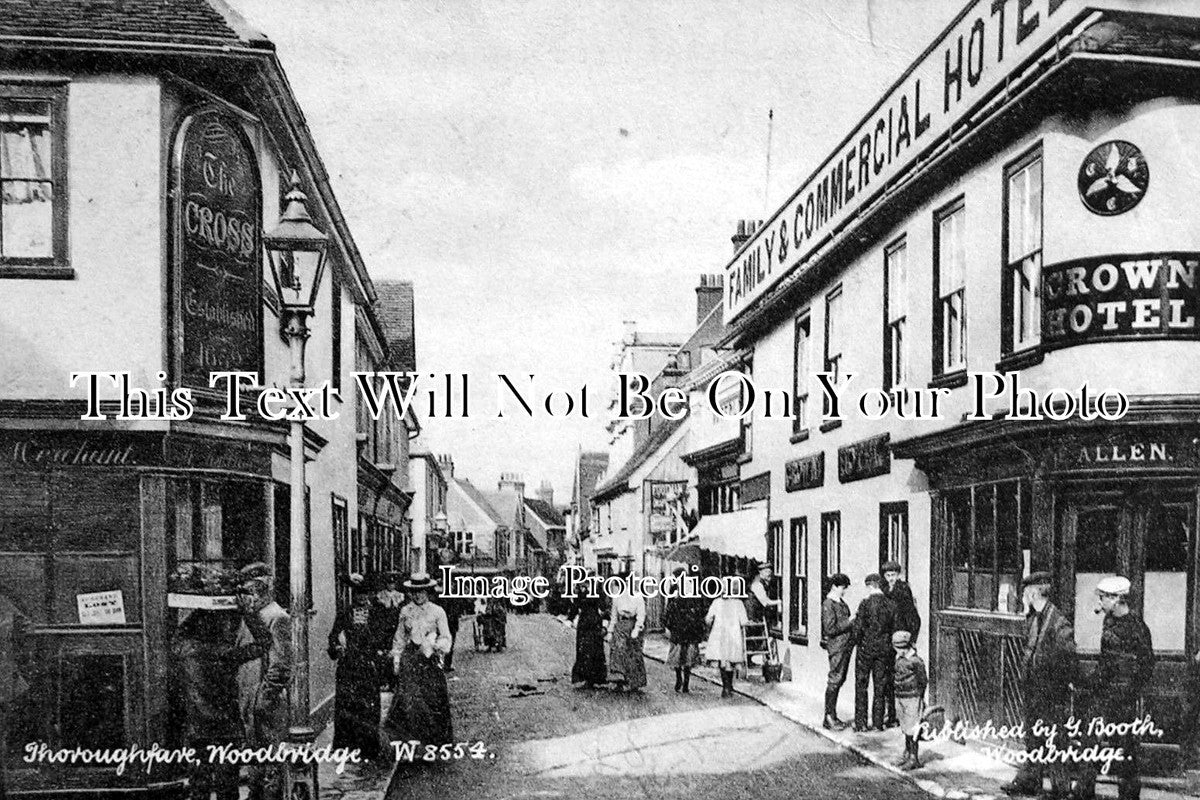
[1041,253,1200,350]
[724,0,1116,322]
[171,108,264,390]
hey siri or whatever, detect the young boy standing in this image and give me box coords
[891,630,927,770]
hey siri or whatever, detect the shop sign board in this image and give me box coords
[740,471,771,504]
[77,590,126,625]
[171,107,264,390]
[1041,252,1200,350]
[724,0,1122,322]
[785,452,825,492]
[1,433,159,468]
[838,433,891,483]
[1051,431,1200,471]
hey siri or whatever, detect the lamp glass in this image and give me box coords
[267,243,327,310]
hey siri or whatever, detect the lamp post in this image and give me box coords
[264,170,328,800]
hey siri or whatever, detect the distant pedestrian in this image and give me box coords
[607,575,647,692]
[386,572,454,751]
[480,595,507,651]
[328,574,382,761]
[236,563,291,800]
[821,573,854,730]
[664,567,706,693]
[1077,576,1154,800]
[1000,571,1075,798]
[881,560,920,728]
[567,572,608,688]
[705,581,748,698]
[890,631,926,771]
[853,573,895,732]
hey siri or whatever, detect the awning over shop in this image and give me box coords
[686,505,767,562]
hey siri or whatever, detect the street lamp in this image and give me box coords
[264,170,328,800]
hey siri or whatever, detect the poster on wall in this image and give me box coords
[171,107,264,391]
[76,590,126,625]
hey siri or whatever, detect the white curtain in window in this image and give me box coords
[939,209,965,295]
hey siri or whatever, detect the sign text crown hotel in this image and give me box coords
[725,0,1142,321]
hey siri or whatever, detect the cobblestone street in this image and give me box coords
[370,614,928,800]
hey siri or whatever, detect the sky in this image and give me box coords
[232,0,965,499]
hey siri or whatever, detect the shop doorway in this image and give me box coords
[1060,484,1195,745]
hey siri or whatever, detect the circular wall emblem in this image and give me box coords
[1078,140,1149,216]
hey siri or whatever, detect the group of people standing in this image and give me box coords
[820,563,923,730]
[326,571,459,765]
[565,564,782,700]
[1001,572,1154,800]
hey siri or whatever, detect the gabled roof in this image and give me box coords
[0,0,268,47]
[484,490,523,530]
[449,478,503,526]
[591,416,686,502]
[375,280,416,372]
[524,498,564,528]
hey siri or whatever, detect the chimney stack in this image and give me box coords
[498,472,525,496]
[731,219,762,255]
[695,273,724,324]
[536,481,554,507]
[435,453,454,480]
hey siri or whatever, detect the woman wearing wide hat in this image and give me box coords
[385,572,454,750]
[327,573,382,761]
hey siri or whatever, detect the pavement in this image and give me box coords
[310,615,1195,800]
[636,630,1194,800]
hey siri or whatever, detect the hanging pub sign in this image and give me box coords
[647,480,688,536]
[785,451,824,492]
[171,107,263,390]
[1041,252,1200,351]
[838,433,891,483]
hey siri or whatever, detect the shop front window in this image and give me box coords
[0,470,141,624]
[945,480,1028,614]
[1145,502,1189,653]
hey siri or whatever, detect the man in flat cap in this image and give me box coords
[1077,576,1154,800]
[1001,571,1076,798]
[882,560,921,729]
[236,563,292,800]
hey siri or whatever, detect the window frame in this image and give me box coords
[820,511,841,592]
[0,81,70,278]
[941,479,1029,615]
[1000,143,1044,364]
[879,501,909,577]
[931,197,967,385]
[882,236,908,391]
[788,516,808,643]
[792,310,812,440]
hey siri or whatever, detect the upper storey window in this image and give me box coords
[934,200,966,378]
[1004,148,1043,354]
[0,84,68,277]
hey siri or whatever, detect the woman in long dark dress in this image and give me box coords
[327,574,381,761]
[566,577,608,687]
[370,572,405,690]
[385,572,454,751]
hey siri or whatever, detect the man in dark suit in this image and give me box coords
[0,592,29,800]
[821,573,855,730]
[1000,572,1076,798]
[853,573,895,732]
[882,560,921,728]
